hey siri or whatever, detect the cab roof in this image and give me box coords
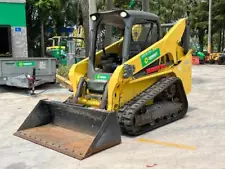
[91,9,160,23]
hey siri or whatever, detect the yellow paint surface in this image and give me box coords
[137,138,197,150]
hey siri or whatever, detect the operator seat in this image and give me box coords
[129,41,143,59]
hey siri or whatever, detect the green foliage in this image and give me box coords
[26,0,225,56]
[35,0,55,10]
[57,65,72,79]
[113,0,141,10]
[148,0,193,23]
[26,0,79,57]
[189,0,225,52]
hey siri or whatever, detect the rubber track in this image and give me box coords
[117,76,188,136]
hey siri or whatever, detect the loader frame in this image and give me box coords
[69,10,191,111]
[14,9,192,161]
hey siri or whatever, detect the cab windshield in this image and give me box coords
[95,14,125,53]
[93,14,125,72]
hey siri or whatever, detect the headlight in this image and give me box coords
[91,15,97,21]
[120,11,128,18]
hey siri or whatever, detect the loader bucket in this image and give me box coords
[14,100,121,160]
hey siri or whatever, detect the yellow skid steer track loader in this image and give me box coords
[14,10,192,160]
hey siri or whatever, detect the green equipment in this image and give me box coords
[46,36,86,66]
[193,50,206,64]
[46,36,68,66]
[191,42,206,64]
[129,0,136,9]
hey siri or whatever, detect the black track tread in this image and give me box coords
[117,76,188,136]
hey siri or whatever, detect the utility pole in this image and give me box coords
[208,0,212,53]
[81,0,96,56]
[76,0,80,25]
[105,0,114,45]
[41,20,45,57]
[142,0,150,12]
[88,0,97,32]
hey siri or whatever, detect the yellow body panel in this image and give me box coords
[172,50,192,94]
[73,25,85,48]
[209,52,222,61]
[69,58,88,95]
[46,36,67,51]
[125,19,186,74]
[68,18,192,112]
[78,98,101,108]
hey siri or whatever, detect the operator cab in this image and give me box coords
[86,10,161,94]
[47,36,67,48]
[89,10,161,73]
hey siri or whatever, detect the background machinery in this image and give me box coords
[66,36,86,64]
[46,36,68,66]
[205,52,225,65]
[14,10,192,160]
[192,50,206,64]
[46,27,86,66]
[217,51,225,65]
[190,39,206,65]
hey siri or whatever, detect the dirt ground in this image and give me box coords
[1,65,225,169]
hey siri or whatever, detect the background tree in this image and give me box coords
[189,1,208,51]
[34,0,60,57]
[26,0,78,57]
[25,0,225,57]
[80,0,90,56]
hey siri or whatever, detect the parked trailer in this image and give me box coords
[0,58,56,89]
[0,1,57,91]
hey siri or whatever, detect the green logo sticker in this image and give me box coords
[94,74,110,81]
[140,48,161,67]
[16,61,35,67]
